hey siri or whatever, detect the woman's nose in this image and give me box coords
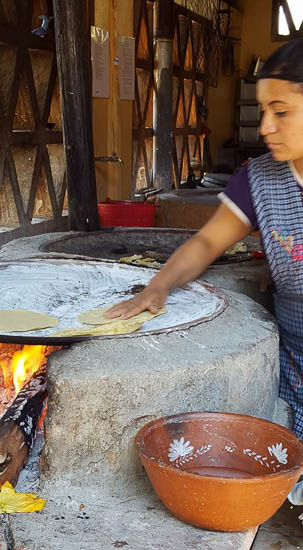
[259,112,277,136]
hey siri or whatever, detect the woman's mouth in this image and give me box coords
[267,143,282,148]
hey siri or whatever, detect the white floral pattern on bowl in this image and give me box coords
[168,437,194,462]
[168,438,212,467]
[243,442,288,473]
[268,443,288,465]
[167,437,289,474]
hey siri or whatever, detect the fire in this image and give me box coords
[0,344,60,403]
[11,345,47,394]
[0,344,60,422]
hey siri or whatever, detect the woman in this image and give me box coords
[106,39,303,441]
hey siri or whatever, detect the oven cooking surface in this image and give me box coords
[0,260,227,343]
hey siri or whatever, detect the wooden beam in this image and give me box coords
[3,131,63,147]
[153,0,174,191]
[281,0,296,34]
[228,0,242,9]
[154,0,174,40]
[52,0,99,231]
[0,24,55,51]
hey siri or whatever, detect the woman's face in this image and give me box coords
[257,78,303,162]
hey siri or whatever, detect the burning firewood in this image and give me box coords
[0,344,22,387]
[0,365,47,486]
[0,345,61,485]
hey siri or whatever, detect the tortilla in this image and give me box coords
[0,309,58,333]
[54,306,168,338]
[224,242,248,255]
[119,254,161,268]
[51,319,144,337]
[77,305,167,326]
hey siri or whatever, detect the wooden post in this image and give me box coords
[52,0,99,231]
[153,0,174,191]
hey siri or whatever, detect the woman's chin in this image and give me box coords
[270,149,288,162]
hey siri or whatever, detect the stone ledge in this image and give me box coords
[8,481,257,550]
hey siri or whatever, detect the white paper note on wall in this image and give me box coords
[118,36,135,100]
[91,27,110,98]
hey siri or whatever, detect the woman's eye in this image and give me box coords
[275,111,287,118]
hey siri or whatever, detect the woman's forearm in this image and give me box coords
[105,204,251,319]
[148,204,252,293]
[148,233,218,292]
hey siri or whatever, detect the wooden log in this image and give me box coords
[52,0,99,231]
[0,366,47,486]
[0,422,29,487]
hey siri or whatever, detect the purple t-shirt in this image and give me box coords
[218,165,259,231]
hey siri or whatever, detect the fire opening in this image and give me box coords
[0,344,60,486]
[0,344,59,412]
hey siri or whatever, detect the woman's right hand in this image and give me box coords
[104,284,168,320]
[105,204,252,321]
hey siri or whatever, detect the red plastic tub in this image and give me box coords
[98,200,157,227]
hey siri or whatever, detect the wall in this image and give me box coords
[207,0,286,163]
[93,0,133,201]
[207,64,240,165]
[239,0,280,75]
[207,3,242,164]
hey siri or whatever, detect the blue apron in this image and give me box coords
[249,153,303,438]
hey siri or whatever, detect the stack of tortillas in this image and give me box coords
[51,305,167,337]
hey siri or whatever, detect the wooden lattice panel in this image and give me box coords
[172,4,210,187]
[133,1,212,191]
[272,0,303,41]
[0,0,66,229]
[132,0,154,193]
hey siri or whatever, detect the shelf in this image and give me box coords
[237,120,260,127]
[221,143,265,149]
[241,76,258,83]
[236,100,259,106]
[238,142,267,149]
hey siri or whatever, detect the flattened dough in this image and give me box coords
[77,305,167,326]
[54,306,168,338]
[51,319,143,337]
[0,309,58,333]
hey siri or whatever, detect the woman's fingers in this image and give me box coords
[104,289,167,320]
[120,302,154,319]
[104,301,131,319]
[105,299,157,320]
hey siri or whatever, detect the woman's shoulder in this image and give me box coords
[219,164,258,230]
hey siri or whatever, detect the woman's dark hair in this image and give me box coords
[259,38,303,83]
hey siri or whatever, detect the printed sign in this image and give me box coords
[118,35,135,100]
[91,26,110,98]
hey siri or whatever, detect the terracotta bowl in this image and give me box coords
[135,411,303,532]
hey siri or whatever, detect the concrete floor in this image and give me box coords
[253,500,303,549]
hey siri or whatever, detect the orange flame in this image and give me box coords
[11,345,47,394]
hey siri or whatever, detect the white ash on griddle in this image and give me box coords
[0,261,226,338]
